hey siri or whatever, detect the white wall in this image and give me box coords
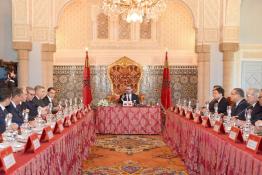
[28,43,42,86]
[238,0,262,90]
[240,0,262,44]
[0,0,16,60]
[209,43,223,96]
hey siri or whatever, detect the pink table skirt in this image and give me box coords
[163,110,262,175]
[7,110,96,175]
[96,106,162,134]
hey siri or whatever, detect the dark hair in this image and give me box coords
[0,88,11,102]
[7,66,15,75]
[213,85,222,90]
[47,87,56,92]
[233,88,245,98]
[11,87,23,97]
[213,87,224,96]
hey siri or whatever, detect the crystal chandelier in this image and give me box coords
[102,0,167,23]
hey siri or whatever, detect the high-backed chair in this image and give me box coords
[107,56,143,102]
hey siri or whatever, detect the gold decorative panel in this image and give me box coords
[97,13,109,39]
[140,20,151,39]
[118,16,131,40]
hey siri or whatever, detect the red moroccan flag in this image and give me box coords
[83,50,92,106]
[161,51,172,109]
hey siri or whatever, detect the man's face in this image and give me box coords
[20,89,27,102]
[48,89,56,99]
[230,90,239,103]
[246,91,258,105]
[259,91,262,105]
[125,87,132,94]
[36,88,46,99]
[27,90,35,101]
[9,71,16,79]
[212,90,221,100]
[3,97,11,107]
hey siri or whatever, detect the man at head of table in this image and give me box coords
[118,85,140,105]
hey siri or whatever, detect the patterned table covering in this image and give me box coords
[163,110,262,175]
[96,106,162,134]
[6,110,96,175]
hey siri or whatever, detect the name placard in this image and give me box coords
[174,107,180,114]
[76,111,83,119]
[246,134,262,153]
[63,116,72,127]
[179,109,185,116]
[0,146,16,172]
[228,126,243,143]
[213,121,225,134]
[53,119,64,134]
[24,133,41,153]
[0,134,3,143]
[123,101,133,107]
[40,126,54,142]
[201,116,211,127]
[186,112,193,120]
[193,113,202,124]
[70,113,77,123]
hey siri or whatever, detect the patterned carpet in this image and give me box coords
[82,135,188,175]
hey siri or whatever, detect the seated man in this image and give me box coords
[245,88,262,125]
[209,87,227,115]
[118,86,140,105]
[254,90,262,128]
[0,88,11,133]
[25,87,38,121]
[42,87,60,113]
[208,85,223,112]
[32,85,47,108]
[6,88,25,127]
[230,88,249,120]
[0,88,18,133]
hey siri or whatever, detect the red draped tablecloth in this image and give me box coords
[5,110,96,175]
[163,110,262,175]
[96,106,162,134]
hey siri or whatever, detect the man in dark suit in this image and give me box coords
[245,88,262,125]
[0,88,12,133]
[24,87,38,122]
[119,86,140,105]
[230,88,249,120]
[42,87,56,106]
[209,87,227,115]
[208,85,222,113]
[32,85,46,108]
[42,87,59,113]
[5,68,17,89]
[6,88,25,127]
[253,91,262,127]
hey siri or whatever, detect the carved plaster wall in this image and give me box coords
[12,0,241,44]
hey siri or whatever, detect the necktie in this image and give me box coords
[3,109,9,116]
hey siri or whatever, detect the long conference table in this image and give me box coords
[163,110,262,175]
[5,110,96,175]
[96,106,162,134]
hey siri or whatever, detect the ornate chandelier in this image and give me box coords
[102,0,167,23]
